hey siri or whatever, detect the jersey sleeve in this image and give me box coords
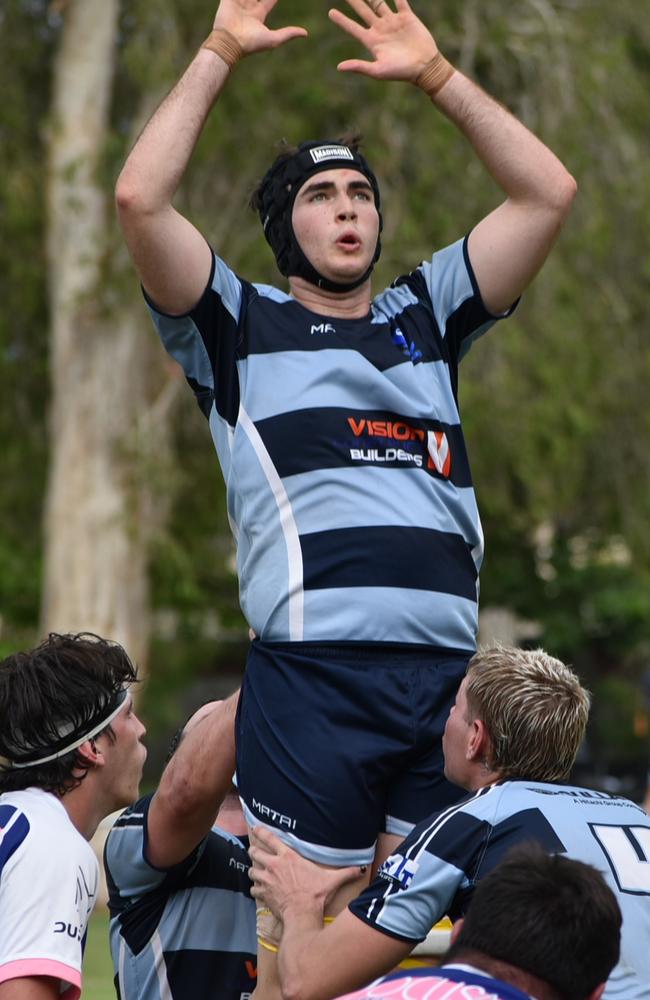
[413,236,517,366]
[0,805,98,999]
[348,797,494,943]
[143,250,245,429]
[103,794,209,906]
[348,840,459,944]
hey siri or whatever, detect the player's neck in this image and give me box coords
[452,952,561,1000]
[59,781,106,841]
[289,275,372,319]
[467,763,502,792]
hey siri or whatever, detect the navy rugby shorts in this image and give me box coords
[235,640,470,865]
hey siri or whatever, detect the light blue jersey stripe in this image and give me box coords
[282,467,482,556]
[149,310,215,390]
[421,240,476,340]
[237,353,461,426]
[157,886,255,952]
[296,587,477,648]
[212,256,243,321]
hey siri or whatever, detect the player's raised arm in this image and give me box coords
[115,0,307,315]
[145,692,239,868]
[329,0,577,315]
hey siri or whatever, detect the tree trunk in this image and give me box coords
[43,0,168,669]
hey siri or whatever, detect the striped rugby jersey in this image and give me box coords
[348,780,650,999]
[339,964,532,999]
[147,236,511,650]
[104,795,256,1000]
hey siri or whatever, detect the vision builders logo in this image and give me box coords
[347,416,451,478]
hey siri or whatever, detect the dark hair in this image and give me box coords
[249,131,365,214]
[0,632,138,796]
[446,844,621,999]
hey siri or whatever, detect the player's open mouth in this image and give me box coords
[337,232,361,251]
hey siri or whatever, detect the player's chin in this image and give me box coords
[328,255,372,283]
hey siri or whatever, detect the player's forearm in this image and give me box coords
[115,46,231,218]
[277,909,400,1000]
[277,911,334,1000]
[159,692,238,815]
[427,69,576,215]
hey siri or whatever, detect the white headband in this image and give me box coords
[0,689,129,769]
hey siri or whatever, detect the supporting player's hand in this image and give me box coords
[329,0,438,82]
[249,826,366,919]
[213,0,307,55]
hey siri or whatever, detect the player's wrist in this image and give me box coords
[201,28,244,69]
[414,51,455,98]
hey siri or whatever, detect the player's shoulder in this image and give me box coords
[104,794,150,858]
[1,788,82,850]
[497,779,649,815]
[343,965,532,1000]
[0,789,96,902]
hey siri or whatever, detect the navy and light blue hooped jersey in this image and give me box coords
[349,781,650,999]
[147,237,510,649]
[104,795,256,1000]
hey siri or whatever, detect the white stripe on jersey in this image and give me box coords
[367,785,498,925]
[152,929,173,1000]
[238,404,304,640]
[112,811,145,829]
[118,937,126,998]
[0,808,23,846]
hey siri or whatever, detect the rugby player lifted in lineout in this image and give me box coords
[115,0,576,994]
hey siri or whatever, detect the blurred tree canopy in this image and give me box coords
[0,0,649,774]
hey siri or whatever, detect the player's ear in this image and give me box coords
[449,917,464,945]
[585,985,606,1000]
[77,737,104,767]
[466,718,487,761]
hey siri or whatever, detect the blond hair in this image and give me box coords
[465,645,590,782]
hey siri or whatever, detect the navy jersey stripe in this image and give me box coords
[255,408,472,487]
[0,805,30,872]
[300,526,478,599]
[189,279,241,427]
[147,257,243,428]
[238,295,445,369]
[164,949,256,999]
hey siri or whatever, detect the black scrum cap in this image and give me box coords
[256,141,383,292]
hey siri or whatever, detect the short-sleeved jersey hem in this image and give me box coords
[141,242,216,319]
[462,233,520,319]
[0,958,81,998]
[347,906,423,946]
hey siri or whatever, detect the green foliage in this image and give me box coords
[0,1,58,629]
[84,910,116,1000]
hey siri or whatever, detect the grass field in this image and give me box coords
[84,909,115,1000]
